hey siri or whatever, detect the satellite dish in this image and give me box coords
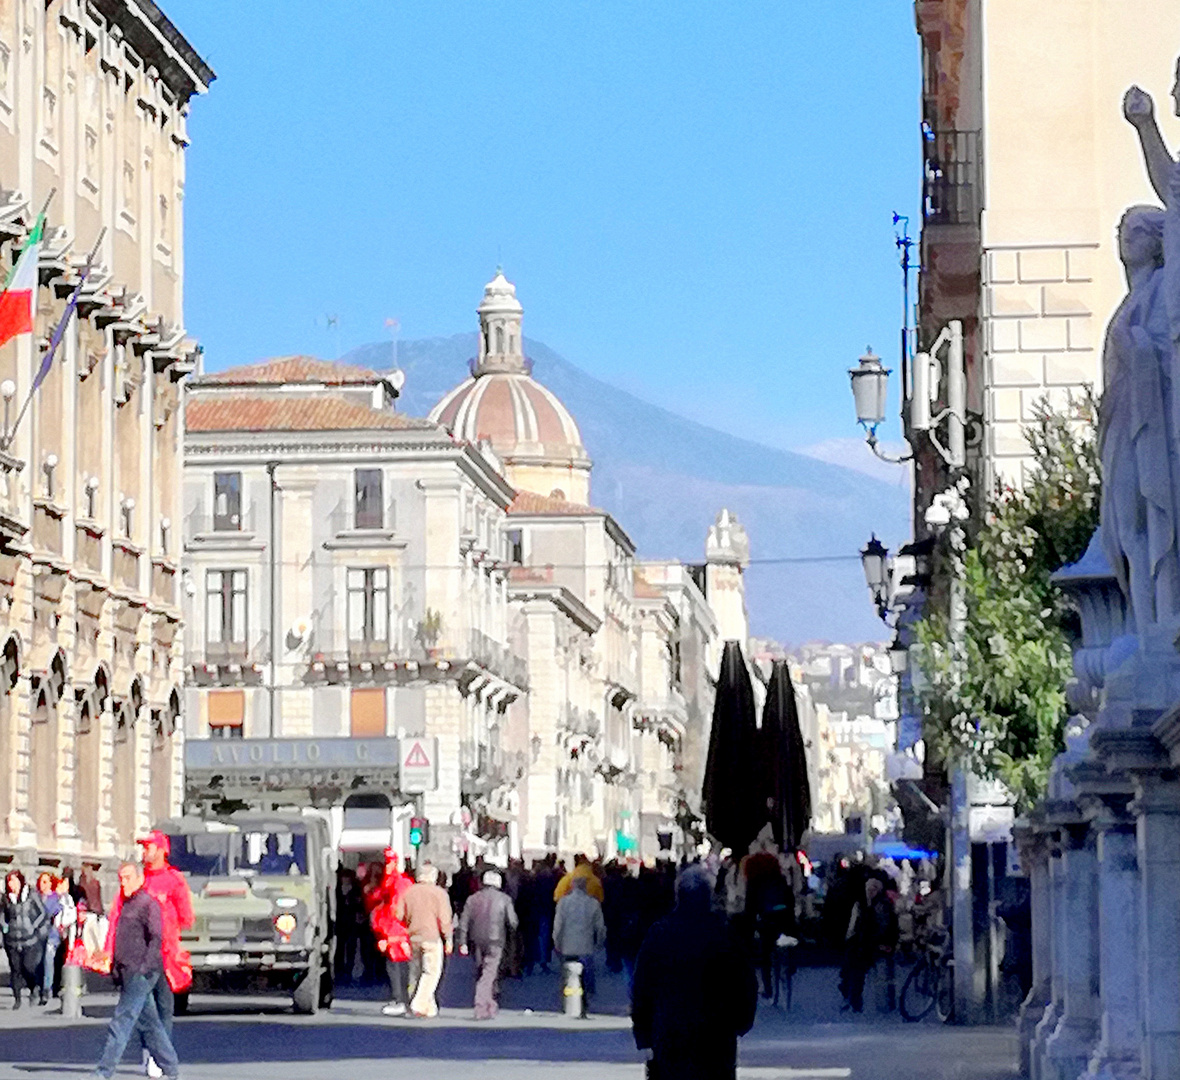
[388,369,406,392]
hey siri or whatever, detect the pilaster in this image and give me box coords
[1014,819,1053,1078]
[1043,820,1100,1080]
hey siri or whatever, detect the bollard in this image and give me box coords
[561,959,584,1018]
[61,963,83,1019]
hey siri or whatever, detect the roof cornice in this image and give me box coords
[93,0,215,102]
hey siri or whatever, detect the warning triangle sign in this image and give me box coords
[404,741,431,768]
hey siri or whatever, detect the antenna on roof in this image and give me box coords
[385,317,400,371]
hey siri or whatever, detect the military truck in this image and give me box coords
[157,811,336,1014]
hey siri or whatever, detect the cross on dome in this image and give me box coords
[476,268,525,375]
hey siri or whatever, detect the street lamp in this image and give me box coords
[849,348,912,463]
[860,534,891,617]
[849,348,889,430]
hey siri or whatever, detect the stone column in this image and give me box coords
[1014,822,1052,1078]
[1130,772,1180,1080]
[1086,795,1142,1080]
[1043,822,1100,1080]
[1031,830,1064,1080]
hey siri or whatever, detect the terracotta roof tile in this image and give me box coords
[186,395,436,434]
[507,491,601,517]
[199,356,383,386]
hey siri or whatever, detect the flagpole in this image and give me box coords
[3,225,104,451]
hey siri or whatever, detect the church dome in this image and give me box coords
[429,271,592,503]
[431,373,589,468]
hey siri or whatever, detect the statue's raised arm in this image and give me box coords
[1124,63,1179,205]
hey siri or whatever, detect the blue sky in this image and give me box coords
[167,2,919,464]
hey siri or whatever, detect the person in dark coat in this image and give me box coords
[0,870,48,1009]
[839,876,898,1013]
[457,870,518,1019]
[92,863,179,1080]
[632,866,758,1080]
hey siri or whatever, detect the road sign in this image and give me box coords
[400,737,438,793]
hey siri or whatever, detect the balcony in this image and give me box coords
[922,127,982,226]
[31,499,65,556]
[468,629,528,690]
[75,521,103,575]
[348,638,390,665]
[0,450,26,547]
[112,540,142,593]
[185,503,261,547]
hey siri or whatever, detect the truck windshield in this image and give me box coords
[167,830,309,877]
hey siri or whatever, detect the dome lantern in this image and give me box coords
[476,268,526,375]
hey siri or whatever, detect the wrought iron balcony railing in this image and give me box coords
[922,126,982,226]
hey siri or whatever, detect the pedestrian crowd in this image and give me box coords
[0,864,105,1010]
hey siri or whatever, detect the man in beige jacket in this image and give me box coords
[395,864,453,1017]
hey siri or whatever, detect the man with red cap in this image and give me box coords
[364,849,413,1017]
[103,831,194,1077]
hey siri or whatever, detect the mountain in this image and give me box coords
[343,333,910,644]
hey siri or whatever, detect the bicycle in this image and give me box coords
[899,924,954,1023]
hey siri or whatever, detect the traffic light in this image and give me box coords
[408,816,429,848]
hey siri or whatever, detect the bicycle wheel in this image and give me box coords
[899,958,937,1022]
[936,959,955,1023]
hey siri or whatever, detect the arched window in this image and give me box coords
[495,326,504,353]
[508,334,516,353]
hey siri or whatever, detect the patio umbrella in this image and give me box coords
[760,659,813,852]
[702,640,762,853]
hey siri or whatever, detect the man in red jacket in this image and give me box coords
[365,849,413,1017]
[104,831,194,1078]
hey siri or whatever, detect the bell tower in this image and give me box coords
[475,269,526,375]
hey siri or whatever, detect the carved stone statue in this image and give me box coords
[1123,57,1180,204]
[1100,58,1180,639]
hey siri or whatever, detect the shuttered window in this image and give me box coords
[350,688,386,738]
[208,690,245,739]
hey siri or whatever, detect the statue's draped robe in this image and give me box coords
[1101,186,1180,633]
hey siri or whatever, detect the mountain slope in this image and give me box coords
[344,333,909,644]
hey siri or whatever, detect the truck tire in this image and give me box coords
[292,957,321,1015]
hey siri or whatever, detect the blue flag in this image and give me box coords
[32,258,91,392]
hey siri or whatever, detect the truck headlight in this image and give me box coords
[274,913,297,939]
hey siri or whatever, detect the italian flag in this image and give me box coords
[0,216,44,349]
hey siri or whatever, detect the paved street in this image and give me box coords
[0,964,1017,1079]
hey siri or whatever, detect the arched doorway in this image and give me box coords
[149,689,180,824]
[111,678,142,847]
[0,636,20,838]
[74,667,108,852]
[29,650,66,845]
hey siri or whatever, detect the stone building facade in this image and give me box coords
[0,0,210,873]
[915,0,1180,491]
[182,272,744,866]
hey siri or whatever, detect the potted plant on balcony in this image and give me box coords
[415,608,444,658]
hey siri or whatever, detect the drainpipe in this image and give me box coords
[266,461,279,738]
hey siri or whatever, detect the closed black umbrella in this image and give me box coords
[702,640,762,854]
[760,659,813,852]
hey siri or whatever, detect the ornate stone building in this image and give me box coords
[0,0,211,872]
[180,271,746,866]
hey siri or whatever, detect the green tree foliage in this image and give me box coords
[914,396,1100,809]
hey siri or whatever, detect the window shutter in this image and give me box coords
[208,689,245,728]
[206,573,223,643]
[374,568,389,641]
[350,688,386,737]
[348,571,365,641]
[231,571,247,643]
